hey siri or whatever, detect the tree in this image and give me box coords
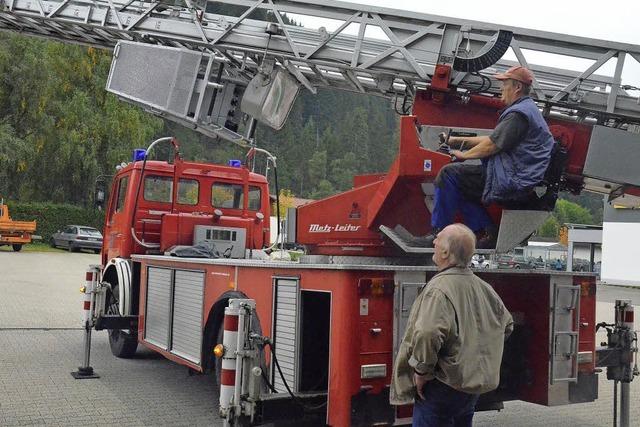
[554,199,594,225]
[339,107,370,172]
[0,33,163,204]
[308,150,327,185]
[310,180,335,200]
[537,199,595,238]
[0,123,26,197]
[329,152,358,191]
[538,216,560,238]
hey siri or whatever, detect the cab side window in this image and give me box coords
[248,186,261,211]
[108,176,129,223]
[115,176,129,213]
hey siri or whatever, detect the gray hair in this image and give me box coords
[511,79,531,96]
[446,224,476,267]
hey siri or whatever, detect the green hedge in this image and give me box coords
[6,202,105,242]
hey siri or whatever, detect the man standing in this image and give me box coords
[422,66,555,248]
[391,224,513,426]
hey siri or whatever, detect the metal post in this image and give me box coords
[566,239,574,272]
[613,380,618,427]
[620,381,630,427]
[72,266,100,379]
[234,305,246,417]
[245,117,258,141]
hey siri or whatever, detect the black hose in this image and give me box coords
[261,370,278,393]
[130,154,150,239]
[266,341,327,411]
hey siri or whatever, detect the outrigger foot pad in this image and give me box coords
[71,367,100,379]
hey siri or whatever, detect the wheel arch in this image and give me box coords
[102,258,140,316]
[202,290,263,372]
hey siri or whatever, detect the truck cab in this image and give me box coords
[0,202,37,252]
[102,156,271,265]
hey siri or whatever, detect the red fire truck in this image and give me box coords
[2,0,639,426]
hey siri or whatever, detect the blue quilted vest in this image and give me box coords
[482,97,554,204]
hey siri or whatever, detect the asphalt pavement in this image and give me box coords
[0,251,639,426]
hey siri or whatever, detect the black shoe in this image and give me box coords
[412,228,442,248]
[476,226,498,249]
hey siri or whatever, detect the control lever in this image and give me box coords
[437,129,459,162]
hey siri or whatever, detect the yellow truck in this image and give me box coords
[0,201,37,252]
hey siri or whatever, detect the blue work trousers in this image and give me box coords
[431,164,493,232]
[412,380,480,427]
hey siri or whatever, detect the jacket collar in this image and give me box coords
[433,266,473,278]
[499,95,530,115]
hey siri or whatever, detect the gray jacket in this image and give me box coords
[390,267,513,405]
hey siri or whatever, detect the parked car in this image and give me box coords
[496,254,535,269]
[471,254,494,269]
[528,257,547,269]
[50,225,103,253]
[572,258,592,272]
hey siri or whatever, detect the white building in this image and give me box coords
[601,203,640,287]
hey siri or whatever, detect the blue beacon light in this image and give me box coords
[228,160,242,168]
[133,149,146,162]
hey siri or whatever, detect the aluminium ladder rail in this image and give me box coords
[1,0,640,140]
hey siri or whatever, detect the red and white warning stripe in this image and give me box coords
[219,305,240,413]
[615,300,634,329]
[82,268,95,324]
[82,265,101,325]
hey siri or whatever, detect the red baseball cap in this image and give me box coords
[495,66,534,86]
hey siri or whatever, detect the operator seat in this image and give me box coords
[500,136,569,211]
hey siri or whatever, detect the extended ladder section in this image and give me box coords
[2,0,640,141]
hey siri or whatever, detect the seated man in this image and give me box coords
[422,66,554,249]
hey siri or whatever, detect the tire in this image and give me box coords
[68,243,75,252]
[94,249,101,254]
[106,283,138,358]
[50,238,56,248]
[214,314,267,393]
[12,244,22,252]
[514,265,521,269]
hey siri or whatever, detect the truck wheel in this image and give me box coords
[106,284,138,358]
[12,244,22,252]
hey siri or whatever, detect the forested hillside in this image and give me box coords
[0,33,398,204]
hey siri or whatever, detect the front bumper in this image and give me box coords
[73,239,102,249]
